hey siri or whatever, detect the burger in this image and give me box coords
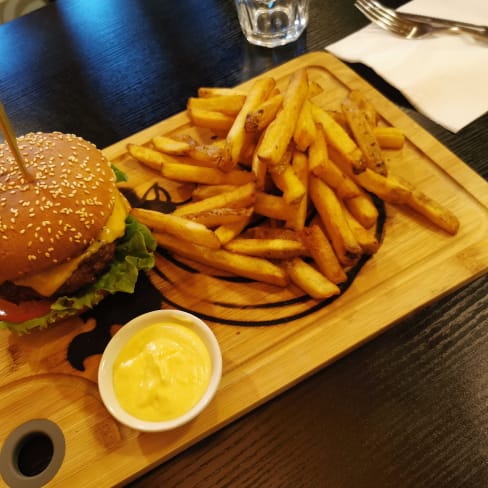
[0,131,156,334]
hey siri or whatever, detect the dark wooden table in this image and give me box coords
[1,1,488,486]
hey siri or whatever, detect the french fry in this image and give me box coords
[307,123,327,175]
[308,124,361,200]
[286,150,309,231]
[254,191,294,221]
[184,207,253,227]
[152,135,192,155]
[283,257,340,299]
[342,204,380,255]
[220,77,276,171]
[327,110,348,129]
[293,99,317,152]
[192,184,240,201]
[299,225,347,284]
[127,143,182,171]
[187,143,224,164]
[245,93,283,133]
[328,146,410,204]
[173,181,256,217]
[251,131,268,191]
[335,143,456,234]
[341,97,387,176]
[130,208,221,249]
[257,68,309,166]
[397,176,460,235]
[345,192,379,229]
[239,141,256,168]
[309,175,362,266]
[224,237,307,259]
[348,89,378,127]
[242,226,300,240]
[310,102,366,175]
[214,216,252,245]
[188,107,235,132]
[187,94,246,116]
[374,126,405,149]
[129,69,460,302]
[154,231,289,287]
[160,161,255,186]
[269,151,306,205]
[197,87,246,98]
[354,169,411,205]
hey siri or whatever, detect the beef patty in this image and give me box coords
[0,242,117,303]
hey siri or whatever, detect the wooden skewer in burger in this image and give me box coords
[0,102,34,182]
[0,105,156,334]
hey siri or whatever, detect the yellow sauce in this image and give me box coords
[113,322,212,422]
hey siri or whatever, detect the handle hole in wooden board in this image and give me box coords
[0,418,65,487]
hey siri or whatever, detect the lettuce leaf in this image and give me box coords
[111,164,128,183]
[1,216,156,334]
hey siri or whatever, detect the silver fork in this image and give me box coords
[361,0,488,33]
[354,0,488,42]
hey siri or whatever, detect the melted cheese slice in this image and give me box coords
[15,191,130,297]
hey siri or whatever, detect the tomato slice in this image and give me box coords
[0,298,53,323]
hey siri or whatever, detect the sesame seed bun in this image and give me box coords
[0,131,116,284]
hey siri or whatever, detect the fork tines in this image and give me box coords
[354,0,416,37]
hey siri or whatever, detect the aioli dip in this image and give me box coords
[112,322,212,422]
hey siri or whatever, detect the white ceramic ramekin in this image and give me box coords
[98,309,222,432]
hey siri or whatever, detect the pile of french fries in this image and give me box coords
[126,68,459,300]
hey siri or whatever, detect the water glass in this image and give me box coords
[234,0,310,48]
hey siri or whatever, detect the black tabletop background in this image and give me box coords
[1,1,488,486]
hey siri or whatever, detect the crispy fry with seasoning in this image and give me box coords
[173,181,255,217]
[161,161,255,186]
[286,150,309,231]
[154,232,289,287]
[268,150,306,206]
[341,97,387,176]
[188,107,235,132]
[197,86,246,98]
[245,93,283,133]
[127,143,181,171]
[128,68,460,302]
[257,68,309,166]
[184,207,253,228]
[152,135,192,156]
[345,192,379,230]
[308,124,361,200]
[131,208,221,249]
[309,175,362,266]
[225,237,307,259]
[220,77,276,171]
[283,257,341,299]
[293,99,317,152]
[299,225,347,284]
[187,94,246,116]
[310,102,366,175]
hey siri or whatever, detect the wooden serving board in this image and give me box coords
[2,52,488,487]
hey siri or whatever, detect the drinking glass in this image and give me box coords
[234,0,310,48]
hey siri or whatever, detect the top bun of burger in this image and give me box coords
[0,131,117,284]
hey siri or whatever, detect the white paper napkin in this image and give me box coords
[326,0,488,132]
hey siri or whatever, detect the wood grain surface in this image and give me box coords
[1,51,488,487]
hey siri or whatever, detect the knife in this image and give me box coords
[398,11,488,34]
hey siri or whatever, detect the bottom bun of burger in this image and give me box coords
[0,131,156,334]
